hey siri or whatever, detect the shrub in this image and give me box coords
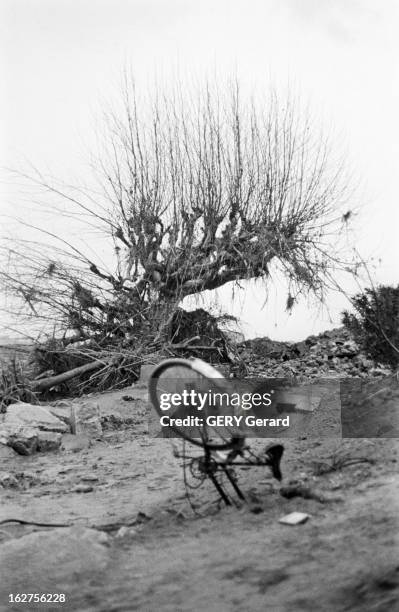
[0,357,38,412]
[342,285,399,367]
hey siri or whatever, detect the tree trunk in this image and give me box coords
[31,360,105,391]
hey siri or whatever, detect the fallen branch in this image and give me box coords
[168,344,223,352]
[31,359,106,391]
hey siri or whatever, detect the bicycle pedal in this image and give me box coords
[265,444,284,481]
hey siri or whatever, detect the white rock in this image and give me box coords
[115,526,137,538]
[4,403,69,433]
[47,404,72,428]
[278,511,310,525]
[0,472,19,488]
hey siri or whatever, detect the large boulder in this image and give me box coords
[0,403,68,455]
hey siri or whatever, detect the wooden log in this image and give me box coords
[31,360,105,391]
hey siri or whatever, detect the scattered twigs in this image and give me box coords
[311,453,374,476]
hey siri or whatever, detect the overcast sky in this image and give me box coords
[1,0,398,340]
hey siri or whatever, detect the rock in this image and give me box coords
[71,401,102,438]
[278,512,310,526]
[370,367,392,377]
[0,472,19,488]
[37,431,62,452]
[280,484,326,503]
[0,527,109,593]
[115,526,137,538]
[0,403,68,455]
[240,327,393,380]
[3,403,69,433]
[8,426,39,455]
[79,474,99,482]
[136,511,152,523]
[61,433,91,453]
[0,444,18,459]
[47,404,72,427]
[223,330,245,345]
[72,484,94,493]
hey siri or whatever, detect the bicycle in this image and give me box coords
[148,357,284,512]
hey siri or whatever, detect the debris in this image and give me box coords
[0,473,20,488]
[223,330,245,345]
[175,510,187,521]
[280,484,327,503]
[79,474,99,482]
[135,511,152,524]
[278,511,310,526]
[37,431,62,452]
[115,526,137,538]
[31,360,105,392]
[239,327,394,379]
[249,504,264,514]
[71,401,102,438]
[311,454,375,476]
[72,484,94,493]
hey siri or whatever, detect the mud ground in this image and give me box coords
[0,385,398,612]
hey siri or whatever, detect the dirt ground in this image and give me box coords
[1,384,398,612]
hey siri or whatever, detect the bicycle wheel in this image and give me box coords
[148,357,241,450]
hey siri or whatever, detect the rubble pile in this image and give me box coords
[238,327,393,379]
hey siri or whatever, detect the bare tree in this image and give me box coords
[1,79,355,347]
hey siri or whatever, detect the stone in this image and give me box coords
[370,367,392,377]
[223,330,245,345]
[72,484,93,493]
[80,474,99,482]
[3,403,69,433]
[8,426,39,456]
[47,404,72,427]
[0,444,18,459]
[61,433,91,453]
[37,431,62,452]
[0,527,109,593]
[278,512,310,525]
[0,472,19,488]
[71,401,102,438]
[115,526,137,538]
